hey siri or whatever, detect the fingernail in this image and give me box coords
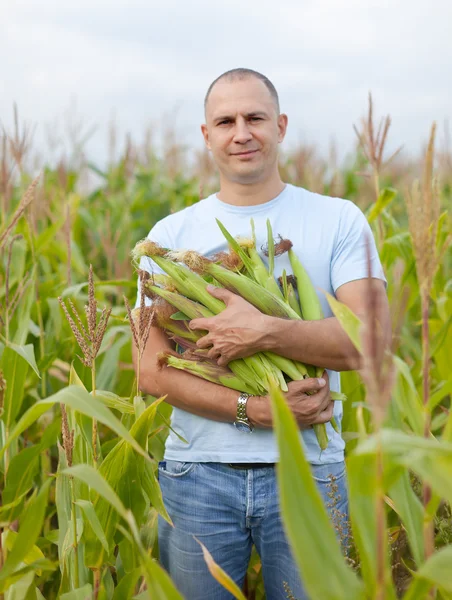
[317,378,326,387]
[207,284,216,291]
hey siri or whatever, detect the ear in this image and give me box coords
[201,124,211,150]
[277,114,288,143]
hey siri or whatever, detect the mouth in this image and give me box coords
[232,149,259,158]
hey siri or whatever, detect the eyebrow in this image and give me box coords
[213,111,268,124]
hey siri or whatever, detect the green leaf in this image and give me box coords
[403,546,452,598]
[3,530,45,571]
[427,379,452,412]
[0,347,29,427]
[0,560,56,592]
[62,464,128,521]
[74,500,109,553]
[5,342,40,377]
[138,554,184,600]
[55,444,72,575]
[347,448,397,599]
[215,218,257,277]
[84,400,161,568]
[367,188,397,223]
[112,568,142,600]
[325,292,363,352]
[0,479,51,589]
[269,382,364,600]
[170,311,190,320]
[142,462,172,525]
[393,356,424,435]
[386,468,424,566]
[0,385,153,464]
[2,445,41,521]
[60,584,93,600]
[93,390,135,414]
[12,285,34,345]
[266,219,275,276]
[197,538,247,600]
[0,493,29,521]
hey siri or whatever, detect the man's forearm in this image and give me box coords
[263,316,361,372]
[139,361,240,423]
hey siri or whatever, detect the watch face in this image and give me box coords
[234,421,252,433]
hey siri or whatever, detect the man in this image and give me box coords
[134,68,389,599]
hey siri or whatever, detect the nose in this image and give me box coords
[232,118,252,144]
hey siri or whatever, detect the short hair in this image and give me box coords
[204,68,280,114]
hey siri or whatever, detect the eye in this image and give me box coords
[218,119,231,126]
[250,117,262,121]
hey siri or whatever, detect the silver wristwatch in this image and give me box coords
[234,393,254,433]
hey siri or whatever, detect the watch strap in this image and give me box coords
[235,393,254,432]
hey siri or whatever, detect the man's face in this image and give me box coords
[201,77,288,185]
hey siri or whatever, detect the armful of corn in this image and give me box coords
[131,219,346,451]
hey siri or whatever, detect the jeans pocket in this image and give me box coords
[311,461,346,484]
[158,460,197,478]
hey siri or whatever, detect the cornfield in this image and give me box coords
[1,98,452,599]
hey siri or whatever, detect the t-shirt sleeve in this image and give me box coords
[330,201,387,293]
[134,220,172,309]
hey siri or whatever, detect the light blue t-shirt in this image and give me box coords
[136,184,386,465]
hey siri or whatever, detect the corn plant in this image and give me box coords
[0,100,451,598]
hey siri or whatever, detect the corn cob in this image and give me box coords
[158,352,259,395]
[288,246,341,438]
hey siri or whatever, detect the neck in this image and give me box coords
[216,171,286,207]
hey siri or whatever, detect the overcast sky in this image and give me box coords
[2,0,451,165]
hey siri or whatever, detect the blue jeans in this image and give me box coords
[158,461,348,600]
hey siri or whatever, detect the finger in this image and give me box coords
[196,335,214,349]
[217,355,229,367]
[319,369,329,383]
[289,377,327,395]
[316,388,333,414]
[206,284,238,306]
[207,347,221,360]
[190,318,211,332]
[311,402,334,425]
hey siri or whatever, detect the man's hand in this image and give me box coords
[190,285,271,366]
[247,372,334,429]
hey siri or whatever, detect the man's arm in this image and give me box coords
[191,278,391,372]
[133,326,239,423]
[263,279,390,371]
[132,326,334,428]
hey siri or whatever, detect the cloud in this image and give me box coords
[1,0,451,164]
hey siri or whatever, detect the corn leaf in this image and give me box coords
[0,347,29,427]
[269,382,364,599]
[2,445,41,522]
[0,479,51,589]
[325,292,363,352]
[60,585,93,600]
[386,468,424,566]
[215,218,256,276]
[3,530,46,574]
[74,500,109,553]
[196,538,247,600]
[82,401,161,567]
[403,546,452,598]
[0,385,153,464]
[4,342,40,377]
[266,219,275,276]
[112,568,142,600]
[367,188,397,223]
